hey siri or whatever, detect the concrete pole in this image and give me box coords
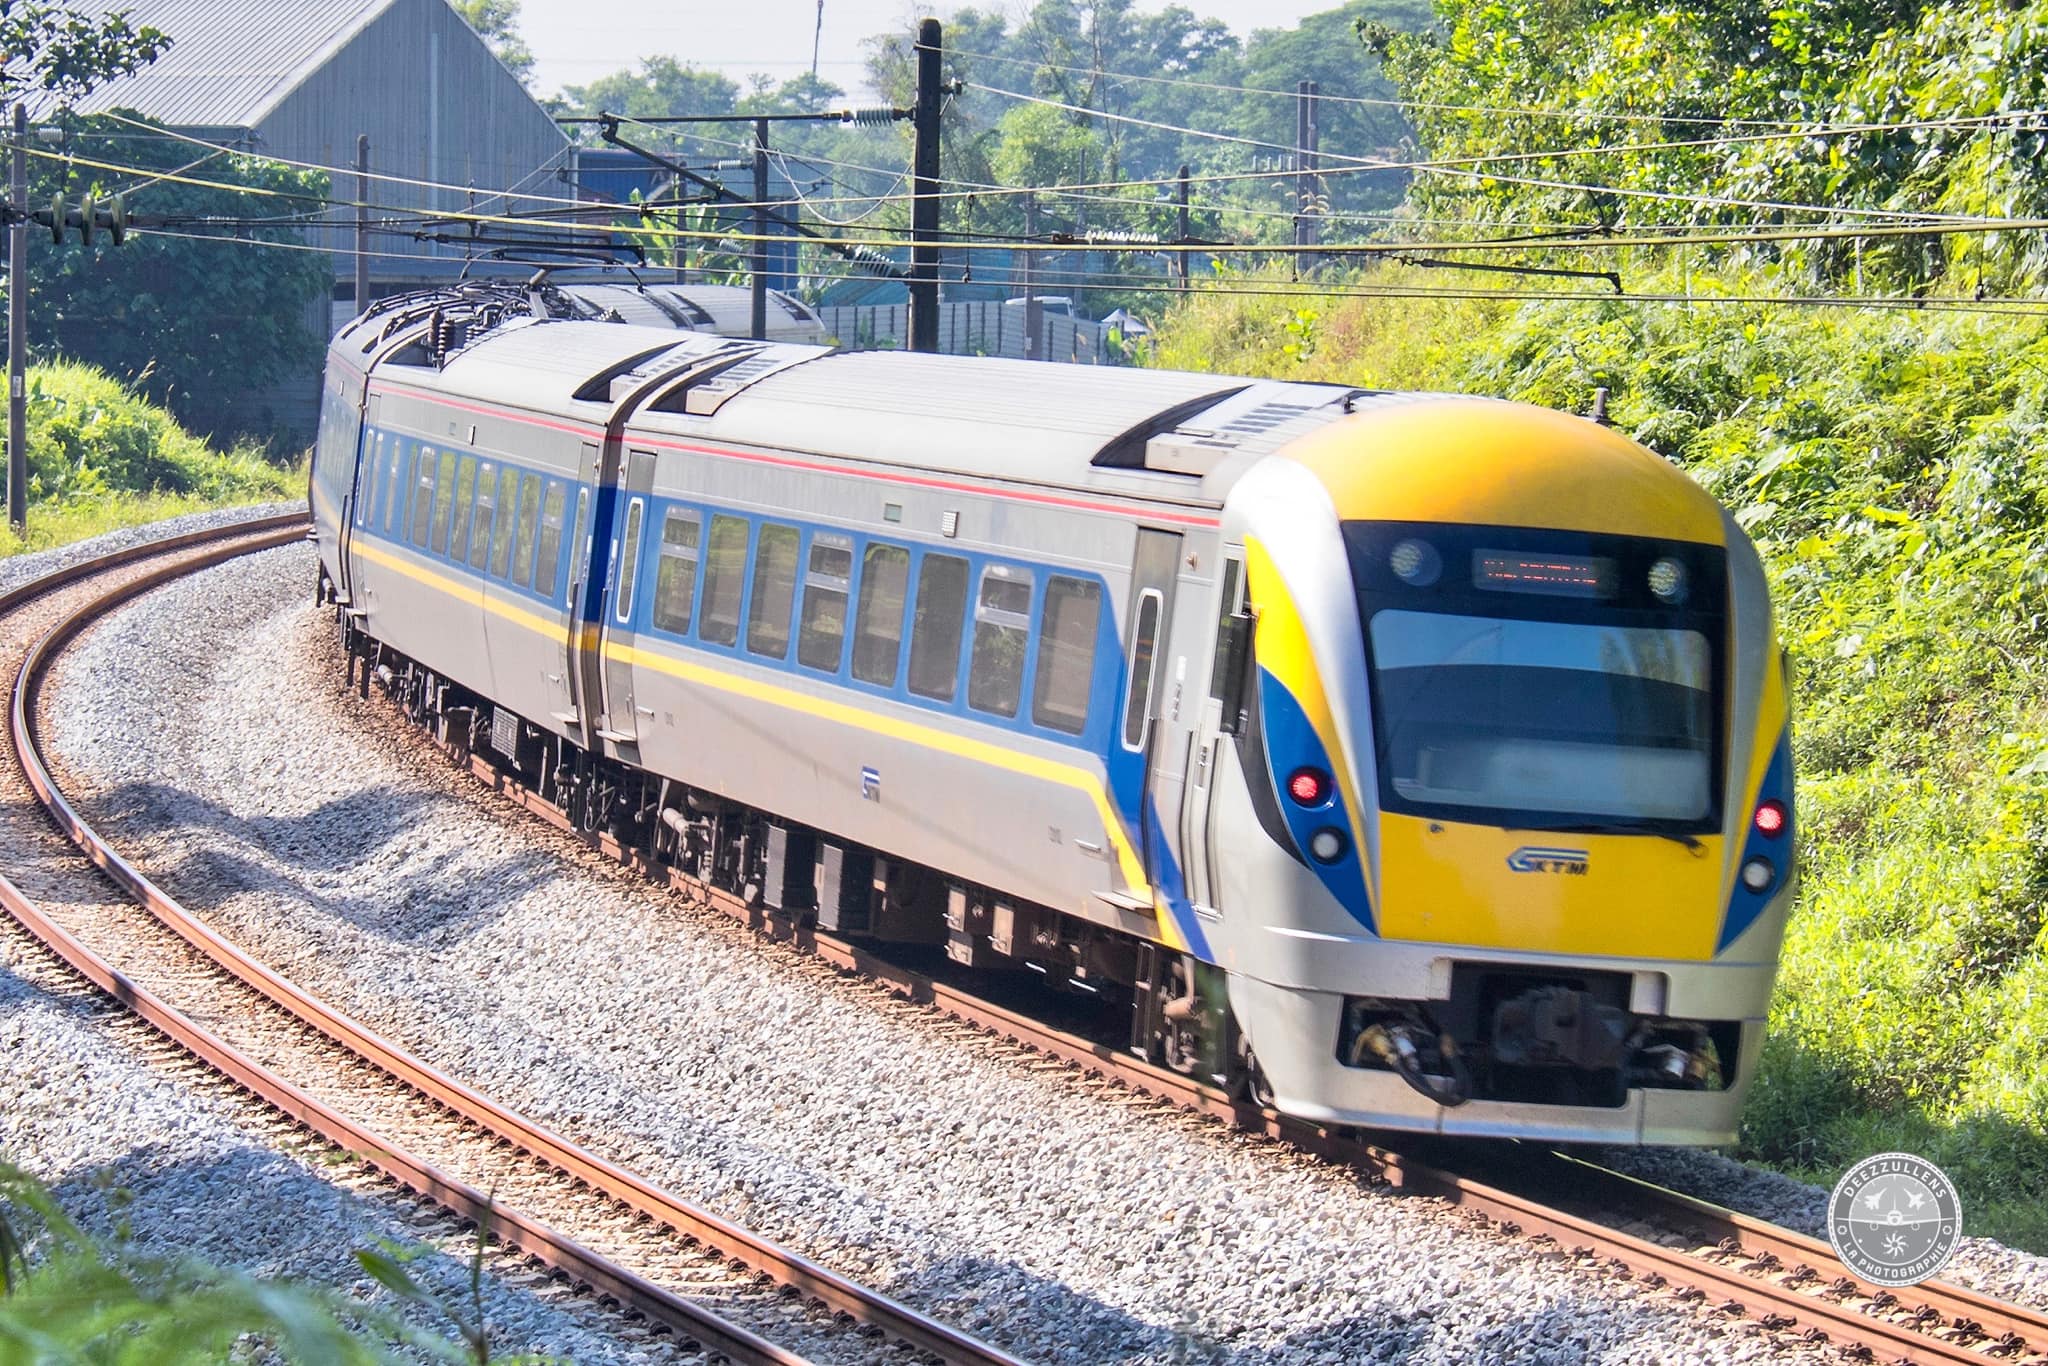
[751,117,768,341]
[908,17,942,353]
[9,104,27,534]
[1175,163,1190,290]
[354,135,370,315]
[1022,192,1041,361]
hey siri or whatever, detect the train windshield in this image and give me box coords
[1344,521,1726,832]
[1367,612,1713,823]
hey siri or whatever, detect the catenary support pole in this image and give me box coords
[354,135,370,315]
[1175,163,1191,290]
[1022,192,1040,361]
[909,17,942,354]
[751,117,768,341]
[8,104,26,534]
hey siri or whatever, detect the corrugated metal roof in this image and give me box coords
[37,0,391,127]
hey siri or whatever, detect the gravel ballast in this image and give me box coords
[33,532,2048,1360]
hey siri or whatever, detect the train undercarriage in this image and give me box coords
[330,597,1272,1104]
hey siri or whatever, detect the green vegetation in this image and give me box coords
[23,113,333,447]
[0,360,297,559]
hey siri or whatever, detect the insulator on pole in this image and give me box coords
[844,106,899,126]
[48,191,65,244]
[78,194,95,246]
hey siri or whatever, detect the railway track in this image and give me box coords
[0,515,1024,1366]
[374,632,2048,1366]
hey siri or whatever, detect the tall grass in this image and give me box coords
[1148,266,2048,1248]
[0,359,299,559]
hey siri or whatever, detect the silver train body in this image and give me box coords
[312,299,1795,1145]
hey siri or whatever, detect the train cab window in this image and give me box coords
[907,553,969,702]
[489,466,519,579]
[652,509,701,634]
[512,474,541,586]
[383,439,405,535]
[851,543,910,687]
[467,461,496,571]
[535,482,567,598]
[408,446,436,548]
[1035,576,1102,735]
[698,514,749,647]
[1121,589,1164,750]
[747,523,801,659]
[798,533,853,672]
[448,455,478,564]
[613,497,645,622]
[969,564,1033,717]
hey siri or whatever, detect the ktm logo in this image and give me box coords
[1507,846,1590,875]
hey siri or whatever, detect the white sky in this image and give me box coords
[517,0,1338,100]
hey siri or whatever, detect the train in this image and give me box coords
[310,284,1795,1145]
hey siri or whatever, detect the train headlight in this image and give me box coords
[1753,799,1788,838]
[1389,538,1441,587]
[1287,767,1330,806]
[1739,856,1776,893]
[1647,556,1689,604]
[1308,828,1348,863]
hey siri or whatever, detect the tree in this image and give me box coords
[453,0,533,86]
[0,1,169,102]
[25,114,332,442]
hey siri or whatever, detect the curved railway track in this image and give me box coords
[0,515,1024,1366]
[373,625,2048,1366]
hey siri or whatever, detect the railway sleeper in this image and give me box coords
[350,627,1258,1101]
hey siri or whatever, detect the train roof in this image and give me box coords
[367,316,1369,496]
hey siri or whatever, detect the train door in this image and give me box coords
[1180,552,1247,914]
[594,447,656,747]
[557,441,603,742]
[336,391,378,603]
[1124,529,1183,892]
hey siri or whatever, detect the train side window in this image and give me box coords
[1036,576,1102,735]
[466,460,496,571]
[569,488,590,590]
[408,445,436,548]
[968,564,1033,717]
[1210,555,1253,736]
[651,509,701,634]
[448,454,478,563]
[1207,558,1245,700]
[798,533,853,672]
[907,553,969,702]
[534,482,567,597]
[747,523,801,658]
[384,439,405,534]
[850,542,909,686]
[1120,589,1164,750]
[489,466,518,579]
[512,474,541,586]
[613,496,645,622]
[354,437,378,528]
[429,448,458,554]
[698,514,749,647]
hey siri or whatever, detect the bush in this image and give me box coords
[18,357,296,505]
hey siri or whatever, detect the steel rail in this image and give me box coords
[3,521,1024,1366]
[438,718,2048,1366]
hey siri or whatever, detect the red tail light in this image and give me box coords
[1753,800,1787,837]
[1288,767,1330,806]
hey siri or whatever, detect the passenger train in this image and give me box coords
[311,285,1795,1145]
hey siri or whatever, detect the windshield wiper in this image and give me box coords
[1506,819,1706,852]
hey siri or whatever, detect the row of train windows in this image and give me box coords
[620,502,1103,736]
[357,437,585,601]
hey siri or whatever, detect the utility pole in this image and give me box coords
[354,135,370,315]
[908,17,942,354]
[1021,191,1039,361]
[751,117,768,341]
[1175,163,1190,290]
[1294,80,1320,271]
[8,104,27,534]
